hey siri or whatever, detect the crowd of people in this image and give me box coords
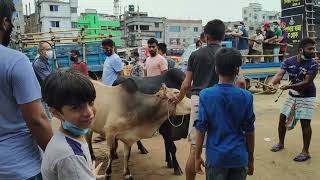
[0,0,319,180]
[225,21,289,63]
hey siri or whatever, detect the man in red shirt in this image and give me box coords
[70,50,89,76]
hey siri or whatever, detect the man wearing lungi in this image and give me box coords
[269,38,318,162]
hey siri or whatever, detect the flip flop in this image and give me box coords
[270,144,284,152]
[293,153,311,162]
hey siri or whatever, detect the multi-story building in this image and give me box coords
[242,3,280,33]
[25,0,78,38]
[120,5,165,47]
[77,9,123,45]
[164,19,203,50]
[12,0,25,34]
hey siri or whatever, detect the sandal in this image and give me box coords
[293,153,311,162]
[270,144,284,152]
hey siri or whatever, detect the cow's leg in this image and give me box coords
[85,130,96,160]
[162,135,173,168]
[123,143,133,180]
[169,140,183,176]
[111,139,119,160]
[137,140,148,154]
[105,136,115,180]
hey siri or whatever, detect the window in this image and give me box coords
[183,27,187,31]
[51,21,60,27]
[71,22,77,28]
[249,13,251,17]
[169,26,181,32]
[140,25,149,31]
[155,22,159,28]
[244,17,248,21]
[155,32,162,38]
[249,27,254,30]
[244,10,247,14]
[254,16,257,20]
[194,27,198,32]
[49,5,59,12]
[71,7,77,13]
[94,16,96,24]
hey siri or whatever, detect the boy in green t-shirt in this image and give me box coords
[273,21,282,63]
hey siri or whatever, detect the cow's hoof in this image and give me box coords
[124,174,133,180]
[139,147,149,154]
[105,175,111,180]
[167,161,173,168]
[174,167,183,176]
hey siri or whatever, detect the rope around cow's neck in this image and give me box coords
[167,99,184,128]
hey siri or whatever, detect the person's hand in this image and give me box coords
[93,161,105,180]
[280,85,290,91]
[265,83,276,93]
[247,160,254,176]
[195,157,205,175]
[170,94,182,104]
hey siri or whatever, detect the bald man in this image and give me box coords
[32,41,54,120]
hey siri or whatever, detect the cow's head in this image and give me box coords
[155,83,191,116]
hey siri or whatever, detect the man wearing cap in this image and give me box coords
[272,21,283,63]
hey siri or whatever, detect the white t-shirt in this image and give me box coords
[253,34,264,53]
[41,132,95,180]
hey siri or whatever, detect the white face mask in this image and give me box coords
[46,50,54,59]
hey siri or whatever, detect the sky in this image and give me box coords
[23,0,281,23]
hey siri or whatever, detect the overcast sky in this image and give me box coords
[23,0,281,23]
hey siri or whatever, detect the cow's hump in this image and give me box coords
[120,78,138,94]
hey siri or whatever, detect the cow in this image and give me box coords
[113,68,189,175]
[87,79,191,180]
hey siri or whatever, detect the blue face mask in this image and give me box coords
[62,120,89,136]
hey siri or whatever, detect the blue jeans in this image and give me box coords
[273,47,280,63]
[27,173,42,180]
[206,164,247,180]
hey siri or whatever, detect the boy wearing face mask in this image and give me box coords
[41,70,104,180]
[101,39,123,86]
[70,49,89,76]
[269,38,318,162]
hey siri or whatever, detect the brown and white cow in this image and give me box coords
[87,79,190,180]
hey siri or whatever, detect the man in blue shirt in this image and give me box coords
[270,38,318,162]
[194,48,255,179]
[33,41,54,84]
[33,41,54,119]
[0,1,53,179]
[101,39,123,86]
[231,22,249,56]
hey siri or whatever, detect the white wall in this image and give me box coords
[165,21,202,49]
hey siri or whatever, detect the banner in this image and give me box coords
[281,14,304,44]
[281,0,304,10]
